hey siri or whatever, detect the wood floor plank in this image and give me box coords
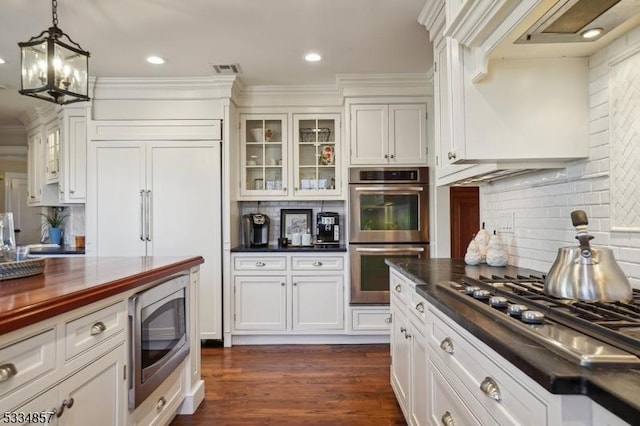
[170,344,406,425]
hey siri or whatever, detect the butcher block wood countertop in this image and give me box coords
[0,256,204,335]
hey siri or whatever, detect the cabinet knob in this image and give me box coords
[480,377,502,401]
[415,302,425,313]
[312,261,323,267]
[394,284,402,293]
[90,321,107,336]
[281,282,285,286]
[384,316,392,324]
[156,396,167,410]
[293,282,298,286]
[389,154,395,159]
[441,411,456,426]
[447,151,457,160]
[255,261,266,267]
[55,398,74,418]
[384,154,389,159]
[0,363,17,383]
[283,187,287,191]
[440,337,454,354]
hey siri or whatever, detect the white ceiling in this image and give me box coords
[0,0,433,128]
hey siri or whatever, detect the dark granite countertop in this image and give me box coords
[28,244,85,255]
[386,258,640,425]
[231,244,347,253]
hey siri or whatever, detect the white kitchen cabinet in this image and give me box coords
[349,103,427,166]
[389,269,430,425]
[27,131,59,207]
[45,125,60,184]
[90,140,221,340]
[57,108,87,203]
[239,113,342,199]
[429,357,482,426]
[349,306,391,333]
[231,252,346,335]
[233,275,288,331]
[13,346,124,426]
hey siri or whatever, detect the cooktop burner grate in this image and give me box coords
[438,275,640,368]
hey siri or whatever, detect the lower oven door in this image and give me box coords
[349,244,429,304]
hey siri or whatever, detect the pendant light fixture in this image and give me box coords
[18,0,90,105]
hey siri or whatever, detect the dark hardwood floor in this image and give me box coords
[170,344,406,425]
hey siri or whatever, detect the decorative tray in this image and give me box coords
[0,257,45,281]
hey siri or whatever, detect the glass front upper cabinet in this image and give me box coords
[293,114,340,196]
[241,114,287,196]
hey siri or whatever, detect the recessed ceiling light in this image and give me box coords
[304,52,322,62]
[0,57,6,64]
[581,28,603,39]
[146,56,166,65]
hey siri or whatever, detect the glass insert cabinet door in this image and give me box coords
[241,114,287,195]
[293,114,340,196]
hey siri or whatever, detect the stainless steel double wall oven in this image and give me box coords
[349,167,429,304]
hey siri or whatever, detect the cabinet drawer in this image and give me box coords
[390,270,412,305]
[351,308,391,332]
[429,358,483,426]
[429,309,549,426]
[409,291,427,324]
[134,364,184,426]
[291,256,344,271]
[233,256,286,271]
[65,301,126,360]
[0,329,56,399]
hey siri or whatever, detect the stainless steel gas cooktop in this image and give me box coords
[437,274,640,368]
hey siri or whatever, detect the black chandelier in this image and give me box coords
[18,0,90,105]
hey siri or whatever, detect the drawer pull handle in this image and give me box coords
[441,411,455,426]
[0,363,17,383]
[395,284,402,293]
[56,398,74,418]
[440,337,454,355]
[255,261,266,267]
[404,331,411,339]
[91,321,107,336]
[313,261,323,267]
[415,302,425,313]
[480,377,502,401]
[400,326,407,333]
[156,396,167,410]
[447,151,457,160]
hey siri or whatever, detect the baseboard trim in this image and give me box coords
[230,334,390,345]
[176,379,205,415]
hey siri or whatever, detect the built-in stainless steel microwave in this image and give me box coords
[128,274,190,408]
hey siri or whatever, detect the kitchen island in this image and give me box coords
[0,256,204,425]
[386,258,639,426]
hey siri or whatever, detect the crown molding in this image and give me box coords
[0,146,28,157]
[93,76,237,100]
[0,125,26,136]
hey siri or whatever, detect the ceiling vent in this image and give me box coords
[212,64,241,74]
[516,0,640,43]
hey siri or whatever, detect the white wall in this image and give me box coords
[480,27,640,288]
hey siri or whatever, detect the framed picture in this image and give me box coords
[280,209,312,240]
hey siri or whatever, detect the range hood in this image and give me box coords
[516,0,640,44]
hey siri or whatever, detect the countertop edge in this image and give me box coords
[386,259,640,424]
[0,256,204,335]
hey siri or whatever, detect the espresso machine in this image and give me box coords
[316,212,340,247]
[241,213,270,247]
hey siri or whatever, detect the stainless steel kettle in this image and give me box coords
[544,210,632,302]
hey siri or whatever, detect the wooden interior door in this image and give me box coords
[449,187,479,258]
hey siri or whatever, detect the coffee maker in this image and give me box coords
[316,212,340,246]
[242,213,270,247]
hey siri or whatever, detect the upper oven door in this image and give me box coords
[349,184,429,243]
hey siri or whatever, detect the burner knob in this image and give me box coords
[489,296,508,308]
[521,310,545,324]
[465,286,481,295]
[507,304,528,317]
[473,289,491,300]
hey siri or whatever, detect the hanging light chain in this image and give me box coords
[52,0,58,27]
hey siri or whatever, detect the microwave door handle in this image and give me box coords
[353,186,424,192]
[355,247,425,253]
